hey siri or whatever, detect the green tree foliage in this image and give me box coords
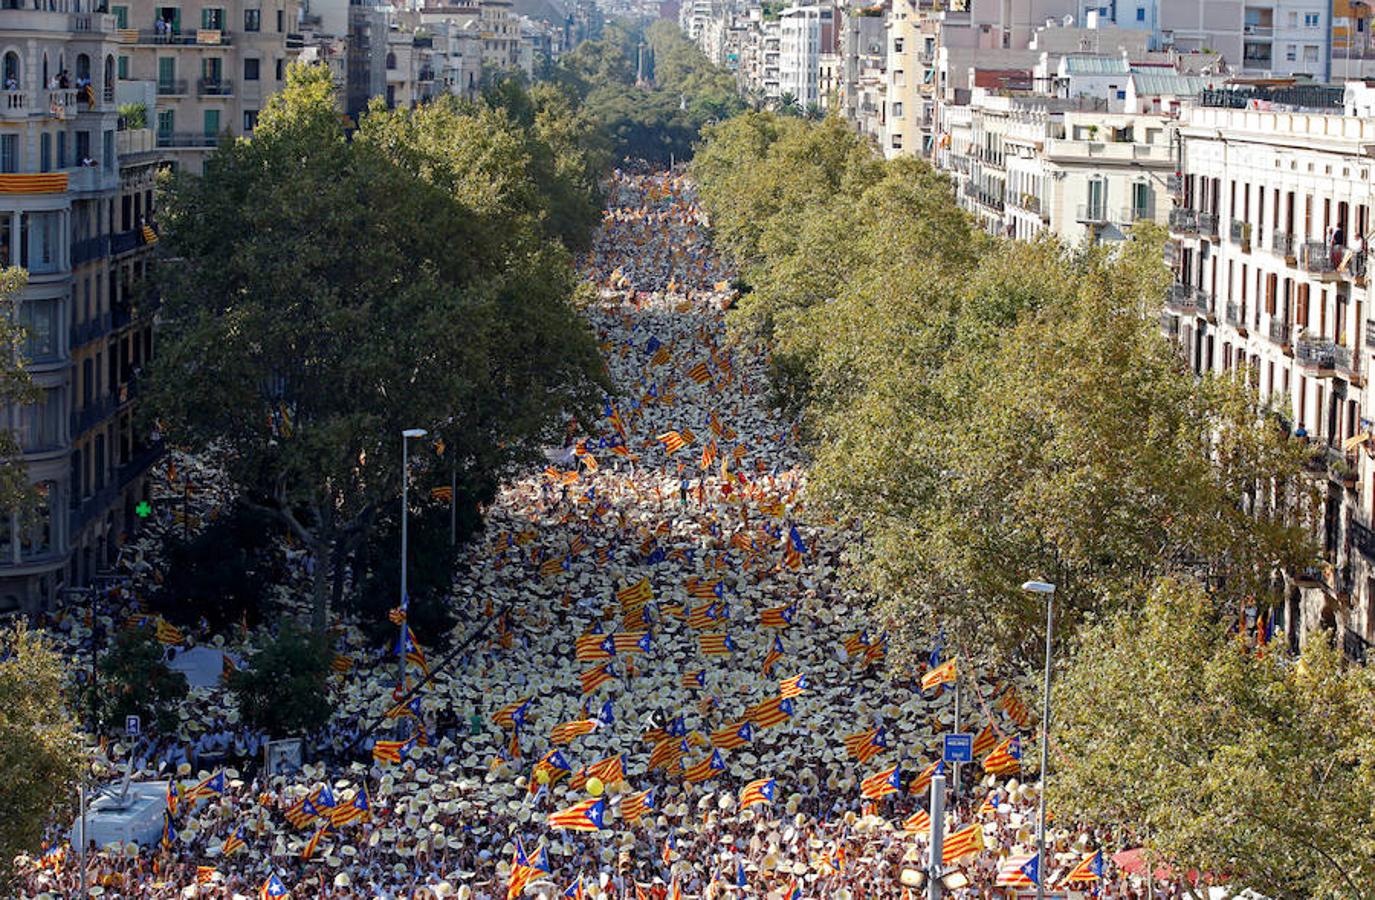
[148,65,606,631]
[0,268,41,513]
[693,114,1314,664]
[1052,578,1375,899]
[350,502,461,646]
[0,625,84,890]
[558,19,744,164]
[88,626,188,736]
[153,502,284,631]
[228,624,333,737]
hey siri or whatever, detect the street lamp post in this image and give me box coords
[927,771,946,900]
[397,429,428,708]
[1022,580,1056,900]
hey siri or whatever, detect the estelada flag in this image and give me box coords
[710,720,754,750]
[492,697,532,730]
[778,673,807,698]
[1062,849,1105,883]
[983,737,1022,775]
[739,778,775,809]
[996,854,1040,889]
[971,722,998,757]
[859,764,901,800]
[549,719,599,745]
[941,823,985,864]
[683,749,726,784]
[759,604,795,628]
[620,787,655,824]
[909,760,943,796]
[575,633,617,662]
[547,797,606,832]
[569,755,625,791]
[744,695,794,728]
[579,661,616,694]
[647,737,688,772]
[698,633,736,655]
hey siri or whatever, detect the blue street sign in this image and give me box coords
[125,715,141,737]
[943,733,972,764]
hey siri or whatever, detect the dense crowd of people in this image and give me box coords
[15,170,1171,900]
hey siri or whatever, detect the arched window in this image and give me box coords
[2,52,19,89]
[76,53,91,81]
[385,51,397,70]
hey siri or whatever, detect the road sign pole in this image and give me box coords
[927,772,946,900]
[79,782,87,895]
[952,676,961,795]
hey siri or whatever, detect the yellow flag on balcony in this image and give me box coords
[141,225,158,244]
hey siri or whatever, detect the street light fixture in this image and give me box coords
[397,429,429,706]
[1022,579,1056,900]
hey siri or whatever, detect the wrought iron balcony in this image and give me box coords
[1159,311,1179,337]
[1295,338,1337,372]
[196,77,233,96]
[156,79,188,96]
[1271,231,1294,258]
[1194,288,1214,317]
[1299,241,1336,275]
[1198,212,1219,238]
[1225,302,1246,331]
[1268,319,1292,347]
[1167,282,1196,312]
[1168,208,1198,234]
[1229,219,1252,249]
[1077,204,1109,225]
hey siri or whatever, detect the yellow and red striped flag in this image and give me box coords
[698,633,736,655]
[859,764,901,800]
[941,824,985,864]
[778,673,807,698]
[620,787,655,824]
[739,777,775,809]
[709,720,754,750]
[657,431,690,454]
[569,755,625,792]
[647,738,688,772]
[548,797,606,831]
[971,722,998,757]
[683,749,726,784]
[549,719,599,745]
[197,866,217,884]
[686,361,711,383]
[983,737,1022,775]
[579,662,616,694]
[909,760,942,796]
[744,696,794,729]
[902,809,931,835]
[493,697,532,730]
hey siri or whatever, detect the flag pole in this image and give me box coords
[952,673,961,797]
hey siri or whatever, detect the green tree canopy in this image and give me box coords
[228,624,334,737]
[1051,578,1375,898]
[88,625,187,737]
[0,625,84,890]
[148,64,605,630]
[692,114,1315,665]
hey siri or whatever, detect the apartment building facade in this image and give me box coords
[113,0,303,171]
[1164,92,1375,656]
[1,3,159,615]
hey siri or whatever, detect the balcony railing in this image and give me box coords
[1295,338,1337,371]
[1118,206,1152,226]
[1194,288,1214,317]
[1225,302,1247,330]
[1344,627,1371,665]
[136,29,233,45]
[1168,208,1198,234]
[156,79,188,95]
[1268,319,1292,347]
[1166,173,1183,196]
[71,234,109,267]
[1299,241,1336,274]
[1198,212,1219,237]
[1271,231,1295,258]
[197,77,233,96]
[1077,204,1109,224]
[70,393,117,436]
[1229,219,1252,248]
[1167,282,1196,312]
[157,131,222,148]
[1159,311,1179,336]
[71,311,113,348]
[111,228,143,255]
[1334,344,1357,378]
[1351,518,1375,562]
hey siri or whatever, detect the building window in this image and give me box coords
[244,8,261,31]
[892,101,903,118]
[118,55,129,79]
[386,52,397,70]
[1286,44,1297,61]
[112,4,128,27]
[894,37,903,53]
[203,109,220,137]
[156,108,174,138]
[244,110,258,132]
[275,58,284,81]
[40,133,51,173]
[891,133,902,149]
[1304,45,1320,62]
[1135,6,1145,20]
[244,58,260,80]
[201,7,225,30]
[19,298,60,361]
[20,392,64,453]
[1304,12,1320,26]
[277,9,284,31]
